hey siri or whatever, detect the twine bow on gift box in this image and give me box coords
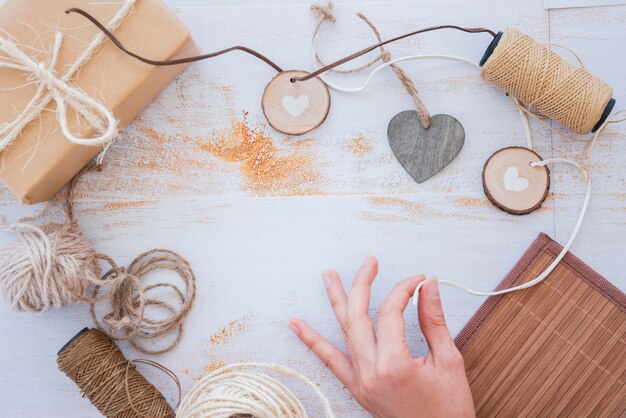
[0,0,136,153]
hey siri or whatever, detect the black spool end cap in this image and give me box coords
[592,97,616,133]
[479,31,504,66]
[57,327,90,356]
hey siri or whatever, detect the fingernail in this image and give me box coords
[426,278,440,300]
[362,256,373,267]
[288,320,300,336]
[322,270,332,288]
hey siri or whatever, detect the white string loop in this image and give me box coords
[0,0,136,152]
[413,157,591,304]
[312,46,481,92]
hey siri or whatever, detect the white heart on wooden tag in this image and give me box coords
[504,166,529,192]
[282,95,309,117]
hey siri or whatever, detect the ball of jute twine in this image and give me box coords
[0,164,196,354]
[177,363,335,418]
[0,210,99,312]
[481,27,613,135]
[57,328,181,418]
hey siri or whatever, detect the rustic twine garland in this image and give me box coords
[0,164,196,354]
[296,6,623,301]
[311,2,431,128]
[57,328,180,418]
[306,20,624,301]
[177,363,335,418]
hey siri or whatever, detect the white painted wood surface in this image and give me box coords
[0,0,625,416]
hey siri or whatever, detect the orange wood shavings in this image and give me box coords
[369,197,426,216]
[196,113,321,196]
[454,197,492,209]
[349,133,373,155]
[193,360,225,382]
[366,196,494,222]
[132,122,209,175]
[209,317,248,347]
[101,200,155,210]
[193,317,250,382]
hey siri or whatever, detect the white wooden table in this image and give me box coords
[1,0,625,416]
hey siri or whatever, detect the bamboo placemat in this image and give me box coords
[455,233,626,417]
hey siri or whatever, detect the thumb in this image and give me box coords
[417,279,456,362]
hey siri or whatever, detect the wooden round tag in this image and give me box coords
[482,146,550,215]
[261,70,330,136]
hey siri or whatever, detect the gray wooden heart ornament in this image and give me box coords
[387,111,465,183]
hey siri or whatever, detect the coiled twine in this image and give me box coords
[481,27,613,134]
[177,363,335,418]
[57,328,177,418]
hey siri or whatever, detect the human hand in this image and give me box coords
[289,256,475,418]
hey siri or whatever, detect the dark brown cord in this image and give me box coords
[65,8,283,73]
[292,25,496,82]
[66,7,494,88]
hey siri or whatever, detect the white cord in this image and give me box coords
[312,45,480,92]
[413,159,590,304]
[310,40,592,302]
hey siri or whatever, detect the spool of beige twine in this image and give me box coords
[481,27,614,135]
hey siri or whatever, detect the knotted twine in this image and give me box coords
[58,327,180,418]
[311,2,431,128]
[481,28,613,135]
[0,164,196,355]
[177,363,335,418]
[0,0,137,151]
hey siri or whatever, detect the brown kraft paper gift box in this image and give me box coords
[0,0,198,204]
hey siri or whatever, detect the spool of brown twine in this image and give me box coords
[57,327,180,418]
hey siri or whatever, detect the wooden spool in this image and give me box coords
[261,70,330,136]
[482,146,550,215]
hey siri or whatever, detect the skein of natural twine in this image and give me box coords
[177,363,335,418]
[481,27,613,135]
[0,163,196,354]
[57,327,180,418]
[311,2,431,128]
